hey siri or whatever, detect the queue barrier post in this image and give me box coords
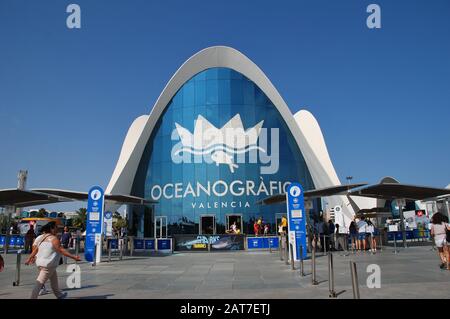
[284,236,289,265]
[311,238,318,285]
[350,261,360,299]
[279,235,283,261]
[12,249,23,286]
[92,243,97,267]
[328,252,337,298]
[299,245,305,277]
[268,237,272,253]
[119,238,123,260]
[108,239,112,262]
[289,243,295,270]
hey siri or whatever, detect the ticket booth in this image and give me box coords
[226,214,243,234]
[199,215,216,234]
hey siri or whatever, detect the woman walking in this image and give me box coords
[25,221,81,299]
[430,213,450,270]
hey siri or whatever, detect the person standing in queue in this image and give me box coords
[349,220,358,252]
[328,220,335,251]
[281,216,288,234]
[253,221,260,237]
[60,226,72,249]
[357,217,368,252]
[334,224,349,256]
[25,221,81,299]
[25,224,36,254]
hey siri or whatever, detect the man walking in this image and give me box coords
[25,225,36,254]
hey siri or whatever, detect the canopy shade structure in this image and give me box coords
[0,188,156,208]
[348,183,450,201]
[257,183,368,206]
[32,189,157,205]
[0,189,68,208]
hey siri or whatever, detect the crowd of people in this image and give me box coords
[307,215,380,255]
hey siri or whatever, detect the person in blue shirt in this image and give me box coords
[60,227,72,249]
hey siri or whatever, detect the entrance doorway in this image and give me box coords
[199,215,216,235]
[154,216,167,238]
[226,214,243,234]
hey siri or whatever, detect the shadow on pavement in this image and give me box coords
[73,294,115,299]
[62,285,100,291]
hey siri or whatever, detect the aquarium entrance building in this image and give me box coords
[106,46,350,238]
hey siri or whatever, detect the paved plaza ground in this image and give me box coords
[0,245,449,299]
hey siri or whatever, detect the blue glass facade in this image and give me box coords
[131,68,316,236]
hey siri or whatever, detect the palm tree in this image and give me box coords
[72,208,87,231]
[112,212,128,233]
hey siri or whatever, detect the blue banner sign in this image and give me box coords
[134,239,144,250]
[286,183,307,260]
[247,237,279,249]
[109,239,118,249]
[0,235,4,247]
[157,238,172,251]
[388,231,414,241]
[16,236,24,247]
[144,239,155,250]
[84,186,105,262]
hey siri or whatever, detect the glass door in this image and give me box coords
[154,216,167,238]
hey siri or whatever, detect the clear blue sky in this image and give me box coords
[1,0,449,212]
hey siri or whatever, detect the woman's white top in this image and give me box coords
[34,234,60,268]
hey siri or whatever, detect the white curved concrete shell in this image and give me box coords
[106,46,351,217]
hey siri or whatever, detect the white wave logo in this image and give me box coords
[171,114,279,174]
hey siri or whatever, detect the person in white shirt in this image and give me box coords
[357,217,368,251]
[25,221,81,299]
[430,213,450,270]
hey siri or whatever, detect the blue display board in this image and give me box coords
[286,183,307,260]
[247,237,279,249]
[16,236,24,247]
[134,239,144,250]
[157,238,171,250]
[388,231,415,241]
[84,186,104,262]
[109,239,118,249]
[144,239,155,250]
[0,235,4,247]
